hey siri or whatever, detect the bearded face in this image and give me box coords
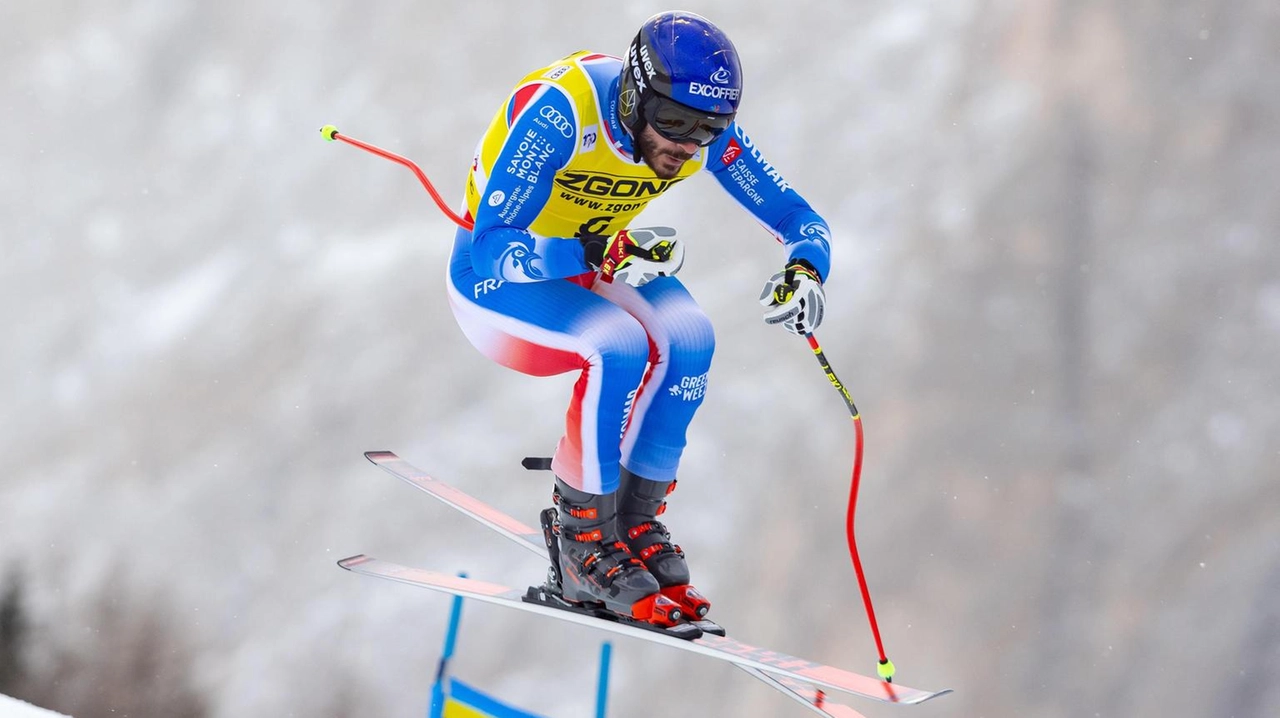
[635,124,696,180]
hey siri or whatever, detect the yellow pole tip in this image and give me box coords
[877,659,896,681]
[320,124,339,141]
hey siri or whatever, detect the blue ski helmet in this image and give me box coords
[618,11,742,147]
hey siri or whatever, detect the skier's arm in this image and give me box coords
[469,84,590,282]
[703,125,832,281]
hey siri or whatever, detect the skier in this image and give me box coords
[446,11,832,623]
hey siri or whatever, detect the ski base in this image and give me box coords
[352,451,953,714]
[339,553,951,706]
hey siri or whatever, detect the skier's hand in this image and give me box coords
[759,259,825,335]
[581,227,684,287]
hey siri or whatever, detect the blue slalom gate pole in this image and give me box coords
[595,641,612,718]
[429,573,467,718]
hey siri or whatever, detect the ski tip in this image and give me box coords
[922,688,955,703]
[521,456,553,471]
[899,687,954,705]
[337,554,372,569]
[364,450,397,463]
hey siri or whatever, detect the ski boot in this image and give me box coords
[617,467,716,626]
[541,478,683,628]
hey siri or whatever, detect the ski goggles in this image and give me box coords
[641,93,735,147]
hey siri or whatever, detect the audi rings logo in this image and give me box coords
[539,106,573,138]
[710,66,732,84]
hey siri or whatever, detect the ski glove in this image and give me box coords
[580,227,684,287]
[759,259,826,335]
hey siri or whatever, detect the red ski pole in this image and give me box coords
[803,331,895,683]
[319,124,474,231]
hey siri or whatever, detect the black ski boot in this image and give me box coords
[617,468,713,620]
[547,479,681,626]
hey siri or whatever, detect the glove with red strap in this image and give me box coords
[580,227,685,287]
[759,259,826,335]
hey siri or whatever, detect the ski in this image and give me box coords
[340,554,947,706]
[357,451,951,711]
[750,672,872,718]
[362,450,860,713]
[365,451,547,558]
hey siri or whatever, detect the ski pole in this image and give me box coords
[803,331,895,683]
[319,124,474,231]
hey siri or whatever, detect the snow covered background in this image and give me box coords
[0,694,69,718]
[2,1,1278,716]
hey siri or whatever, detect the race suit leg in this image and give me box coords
[590,275,716,483]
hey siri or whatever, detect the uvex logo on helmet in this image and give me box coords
[639,45,657,81]
[628,42,649,95]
